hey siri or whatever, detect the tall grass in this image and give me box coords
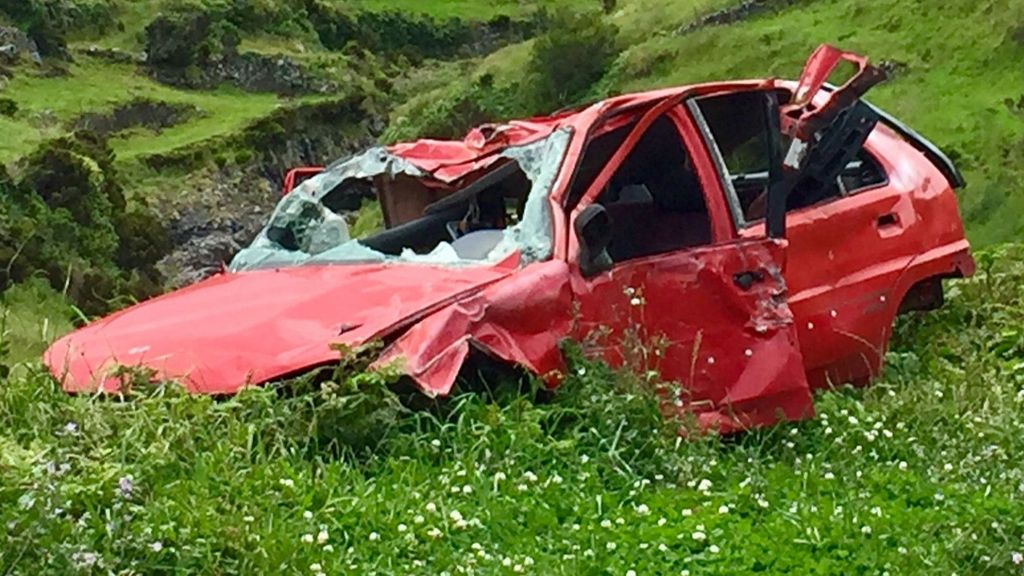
[1,244,1022,574]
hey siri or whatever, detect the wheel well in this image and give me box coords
[897,273,958,315]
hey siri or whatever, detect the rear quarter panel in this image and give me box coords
[747,124,972,387]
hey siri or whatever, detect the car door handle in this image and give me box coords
[876,212,900,228]
[733,270,766,290]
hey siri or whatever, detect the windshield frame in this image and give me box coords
[229,128,574,272]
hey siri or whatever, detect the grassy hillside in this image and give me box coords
[2,244,1023,574]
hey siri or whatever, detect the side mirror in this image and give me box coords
[575,204,613,278]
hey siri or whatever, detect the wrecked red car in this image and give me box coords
[45,45,974,432]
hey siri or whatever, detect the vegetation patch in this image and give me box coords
[142,95,381,180]
[0,245,1022,573]
[0,132,169,315]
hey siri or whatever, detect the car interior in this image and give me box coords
[590,114,713,262]
[357,160,532,259]
[696,89,887,224]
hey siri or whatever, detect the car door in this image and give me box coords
[689,45,899,389]
[567,99,813,433]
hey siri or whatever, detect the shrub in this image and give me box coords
[525,9,619,110]
[1,133,169,315]
[143,11,214,70]
[0,98,16,117]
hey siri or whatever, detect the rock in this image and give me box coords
[156,173,277,288]
[878,59,910,79]
[80,45,142,64]
[676,0,803,35]
[148,52,337,96]
[0,26,42,64]
[72,100,200,136]
[0,44,17,63]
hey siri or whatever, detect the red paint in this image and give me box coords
[282,167,325,195]
[45,45,973,433]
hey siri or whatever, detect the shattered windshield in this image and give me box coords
[230,129,572,271]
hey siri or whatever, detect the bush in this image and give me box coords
[525,9,619,110]
[0,98,17,117]
[305,1,539,63]
[143,11,215,70]
[0,133,169,315]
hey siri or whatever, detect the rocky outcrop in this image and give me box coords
[152,97,384,287]
[149,52,339,96]
[0,26,42,65]
[676,0,805,35]
[72,100,200,136]
[156,172,278,287]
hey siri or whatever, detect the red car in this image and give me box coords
[45,46,973,432]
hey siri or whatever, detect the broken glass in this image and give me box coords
[230,129,572,271]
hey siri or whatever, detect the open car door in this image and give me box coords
[778,44,887,197]
[570,93,815,433]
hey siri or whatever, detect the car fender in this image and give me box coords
[373,261,575,397]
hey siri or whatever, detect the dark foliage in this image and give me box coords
[0,98,16,117]
[0,133,170,315]
[305,0,541,63]
[526,9,619,109]
[0,0,118,57]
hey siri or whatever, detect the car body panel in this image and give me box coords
[46,263,514,394]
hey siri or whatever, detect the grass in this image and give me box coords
[1,244,1022,574]
[0,280,74,367]
[0,60,286,164]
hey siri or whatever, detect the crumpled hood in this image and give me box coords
[45,263,512,394]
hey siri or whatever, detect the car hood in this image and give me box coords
[44,263,513,394]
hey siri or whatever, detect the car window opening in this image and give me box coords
[230,129,572,271]
[592,114,712,262]
[696,90,887,225]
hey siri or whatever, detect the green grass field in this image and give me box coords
[2,244,1023,574]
